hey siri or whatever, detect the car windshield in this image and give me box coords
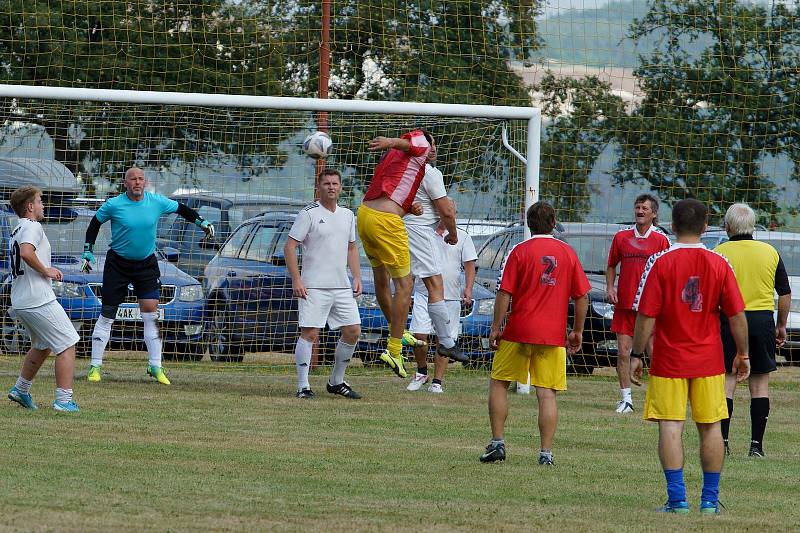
[230,204,298,230]
[561,234,615,273]
[763,239,800,277]
[43,216,112,256]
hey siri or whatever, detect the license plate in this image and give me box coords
[115,307,165,321]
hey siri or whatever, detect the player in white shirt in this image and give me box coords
[6,187,81,412]
[402,143,467,372]
[407,199,478,393]
[284,169,363,399]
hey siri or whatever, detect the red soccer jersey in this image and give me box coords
[363,130,430,212]
[634,243,745,378]
[607,226,670,309]
[498,235,591,346]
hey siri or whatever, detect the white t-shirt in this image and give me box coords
[416,228,478,301]
[403,164,447,226]
[9,218,57,309]
[288,202,356,289]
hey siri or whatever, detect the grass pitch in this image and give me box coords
[1,355,799,532]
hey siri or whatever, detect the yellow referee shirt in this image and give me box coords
[714,235,790,311]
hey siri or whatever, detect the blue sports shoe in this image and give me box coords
[657,500,689,514]
[699,500,720,514]
[8,386,38,410]
[52,400,80,413]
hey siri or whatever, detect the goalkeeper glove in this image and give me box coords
[81,243,95,273]
[196,218,215,239]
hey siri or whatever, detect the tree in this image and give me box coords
[536,73,626,220]
[614,0,800,223]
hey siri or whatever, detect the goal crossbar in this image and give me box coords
[0,84,541,233]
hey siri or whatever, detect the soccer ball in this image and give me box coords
[303,131,333,160]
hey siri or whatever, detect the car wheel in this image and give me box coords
[1,308,28,356]
[164,341,206,362]
[567,354,595,375]
[208,302,244,363]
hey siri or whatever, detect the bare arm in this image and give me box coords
[283,237,307,299]
[368,136,412,152]
[605,265,618,304]
[727,311,751,382]
[19,243,62,281]
[776,293,790,347]
[568,294,589,354]
[463,260,476,304]
[431,196,457,244]
[630,313,656,385]
[489,290,512,350]
[347,241,362,297]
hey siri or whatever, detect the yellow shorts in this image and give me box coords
[490,340,567,391]
[643,374,727,423]
[357,205,410,278]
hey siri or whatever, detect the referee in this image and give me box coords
[82,167,214,384]
[715,203,790,458]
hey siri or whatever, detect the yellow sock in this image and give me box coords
[387,337,402,358]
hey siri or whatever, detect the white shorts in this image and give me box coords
[298,288,361,330]
[409,294,461,340]
[407,223,443,279]
[14,300,80,355]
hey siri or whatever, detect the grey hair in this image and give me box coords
[724,203,756,236]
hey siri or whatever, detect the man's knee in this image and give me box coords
[393,274,413,295]
[340,325,360,344]
[300,328,320,343]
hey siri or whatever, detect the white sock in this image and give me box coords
[15,376,32,393]
[428,300,454,348]
[55,388,73,403]
[621,387,632,403]
[330,339,356,386]
[294,337,313,391]
[142,312,162,367]
[91,316,114,366]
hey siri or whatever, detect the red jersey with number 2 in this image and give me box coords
[633,243,745,378]
[498,235,591,346]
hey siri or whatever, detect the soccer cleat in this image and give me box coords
[401,330,426,347]
[52,400,80,413]
[437,343,467,363]
[748,445,765,458]
[616,400,634,414]
[538,454,555,466]
[699,500,720,514]
[479,441,506,463]
[326,381,362,400]
[296,388,315,399]
[87,365,102,382]
[8,387,38,410]
[657,501,690,514]
[406,372,430,391]
[428,383,444,394]
[379,349,408,378]
[146,365,171,385]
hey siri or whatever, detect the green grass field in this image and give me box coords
[2,355,799,532]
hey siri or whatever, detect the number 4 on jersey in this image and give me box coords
[681,276,703,312]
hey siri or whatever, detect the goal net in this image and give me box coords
[0,87,536,371]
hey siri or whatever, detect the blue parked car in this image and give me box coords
[0,206,207,360]
[203,212,496,364]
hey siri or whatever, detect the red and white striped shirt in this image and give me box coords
[363,130,431,212]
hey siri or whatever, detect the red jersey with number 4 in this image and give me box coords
[498,235,591,346]
[363,130,430,212]
[633,243,745,378]
[607,226,670,309]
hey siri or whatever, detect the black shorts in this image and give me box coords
[101,249,161,307]
[721,310,776,375]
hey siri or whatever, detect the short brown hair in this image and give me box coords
[635,193,659,213]
[319,168,342,181]
[527,201,556,235]
[672,199,708,236]
[10,186,42,217]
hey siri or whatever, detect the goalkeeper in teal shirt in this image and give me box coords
[81,167,214,385]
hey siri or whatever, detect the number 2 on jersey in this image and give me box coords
[9,241,25,278]
[540,256,557,286]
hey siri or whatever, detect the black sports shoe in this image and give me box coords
[748,445,765,458]
[437,343,468,363]
[479,441,506,463]
[296,388,315,399]
[326,381,362,400]
[538,454,555,466]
